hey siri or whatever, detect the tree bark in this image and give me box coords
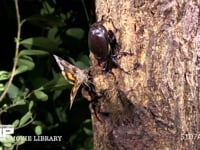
[87,0,200,149]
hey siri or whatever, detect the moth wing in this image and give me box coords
[69,81,82,109]
[54,55,67,71]
[53,55,86,109]
[53,55,78,84]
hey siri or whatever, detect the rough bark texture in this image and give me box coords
[88,0,200,149]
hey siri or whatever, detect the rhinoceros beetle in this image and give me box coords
[88,22,129,72]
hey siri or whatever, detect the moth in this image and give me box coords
[53,55,89,109]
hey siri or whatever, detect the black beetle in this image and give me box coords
[88,22,109,61]
[88,22,130,72]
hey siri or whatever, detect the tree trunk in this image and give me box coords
[87,0,200,149]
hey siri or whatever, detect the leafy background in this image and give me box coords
[0,0,95,149]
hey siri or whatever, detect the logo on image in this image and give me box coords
[0,125,14,140]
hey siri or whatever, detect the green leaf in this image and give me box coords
[78,55,90,66]
[15,100,26,105]
[27,15,65,27]
[15,56,35,75]
[53,89,63,100]
[1,135,15,147]
[19,112,32,127]
[8,84,19,99]
[0,83,5,91]
[20,37,59,51]
[35,125,42,135]
[34,90,48,101]
[83,119,91,124]
[17,56,35,69]
[12,119,20,128]
[41,73,69,91]
[29,101,34,110]
[2,104,8,108]
[48,27,62,44]
[41,1,55,14]
[56,107,67,123]
[83,127,92,136]
[19,50,49,57]
[15,66,29,76]
[47,112,54,124]
[30,77,49,89]
[0,71,10,81]
[68,55,89,69]
[66,28,85,40]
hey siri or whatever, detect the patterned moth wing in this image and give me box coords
[53,55,88,109]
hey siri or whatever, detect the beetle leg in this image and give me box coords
[112,51,133,58]
[110,55,129,74]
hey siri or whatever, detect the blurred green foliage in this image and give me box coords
[0,0,94,149]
